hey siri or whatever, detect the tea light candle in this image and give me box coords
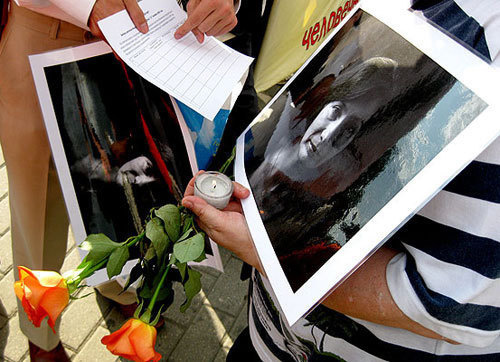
[194,171,234,209]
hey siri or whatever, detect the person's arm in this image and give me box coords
[13,0,147,37]
[182,172,263,273]
[87,0,148,39]
[321,246,458,343]
[182,175,456,343]
[13,0,95,28]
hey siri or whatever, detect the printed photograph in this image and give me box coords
[44,53,195,244]
[242,9,488,291]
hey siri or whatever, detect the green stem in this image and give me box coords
[127,231,145,247]
[147,261,173,312]
[192,222,200,235]
[80,258,107,280]
[218,146,236,174]
[72,232,145,287]
[140,259,174,324]
[66,256,109,295]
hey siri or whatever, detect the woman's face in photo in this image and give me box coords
[296,95,380,170]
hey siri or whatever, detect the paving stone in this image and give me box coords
[168,304,234,362]
[214,302,249,362]
[67,228,77,251]
[73,326,119,362]
[0,166,8,198]
[101,306,128,333]
[0,195,10,235]
[216,331,234,362]
[153,320,185,361]
[207,257,249,317]
[228,303,248,342]
[193,263,222,278]
[193,245,233,278]
[59,292,109,350]
[0,270,18,318]
[0,230,12,274]
[0,314,7,330]
[219,246,233,268]
[214,346,228,362]
[164,272,217,327]
[0,314,29,362]
[60,247,81,277]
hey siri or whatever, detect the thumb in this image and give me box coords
[182,196,224,230]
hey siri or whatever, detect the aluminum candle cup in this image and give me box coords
[194,172,234,209]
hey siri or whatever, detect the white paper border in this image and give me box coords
[235,0,500,325]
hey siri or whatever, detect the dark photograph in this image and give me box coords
[45,53,195,244]
[243,9,487,291]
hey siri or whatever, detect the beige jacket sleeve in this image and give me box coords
[13,0,96,29]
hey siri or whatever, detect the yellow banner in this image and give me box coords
[254,0,358,92]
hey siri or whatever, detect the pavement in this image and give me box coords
[0,146,250,362]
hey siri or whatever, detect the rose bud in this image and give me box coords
[101,318,162,362]
[13,266,70,333]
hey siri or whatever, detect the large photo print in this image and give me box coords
[244,9,487,291]
[44,52,193,242]
[236,1,500,324]
[30,43,226,283]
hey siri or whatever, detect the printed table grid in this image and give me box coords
[130,35,239,108]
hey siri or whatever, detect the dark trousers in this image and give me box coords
[227,327,262,361]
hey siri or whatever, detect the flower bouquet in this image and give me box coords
[15,201,206,361]
[13,136,236,362]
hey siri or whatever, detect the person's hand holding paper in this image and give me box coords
[174,0,238,43]
[88,0,149,39]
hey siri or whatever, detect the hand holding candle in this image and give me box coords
[183,172,263,274]
[194,171,234,209]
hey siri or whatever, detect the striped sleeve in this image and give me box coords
[411,0,500,63]
[386,139,500,348]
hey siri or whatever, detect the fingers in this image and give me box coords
[184,170,205,197]
[223,200,243,213]
[232,182,250,200]
[88,0,148,40]
[174,1,211,39]
[123,0,149,33]
[89,22,104,39]
[174,0,237,41]
[182,195,225,235]
[186,0,200,15]
[192,28,205,43]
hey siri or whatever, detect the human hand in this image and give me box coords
[88,0,148,40]
[182,171,263,274]
[174,0,237,43]
[116,156,155,185]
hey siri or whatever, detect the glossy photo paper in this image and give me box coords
[30,42,226,284]
[235,0,500,325]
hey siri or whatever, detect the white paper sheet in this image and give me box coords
[98,0,253,120]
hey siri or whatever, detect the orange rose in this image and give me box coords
[13,266,69,333]
[101,318,162,362]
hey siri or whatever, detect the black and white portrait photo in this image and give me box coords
[242,9,488,291]
[44,52,194,242]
